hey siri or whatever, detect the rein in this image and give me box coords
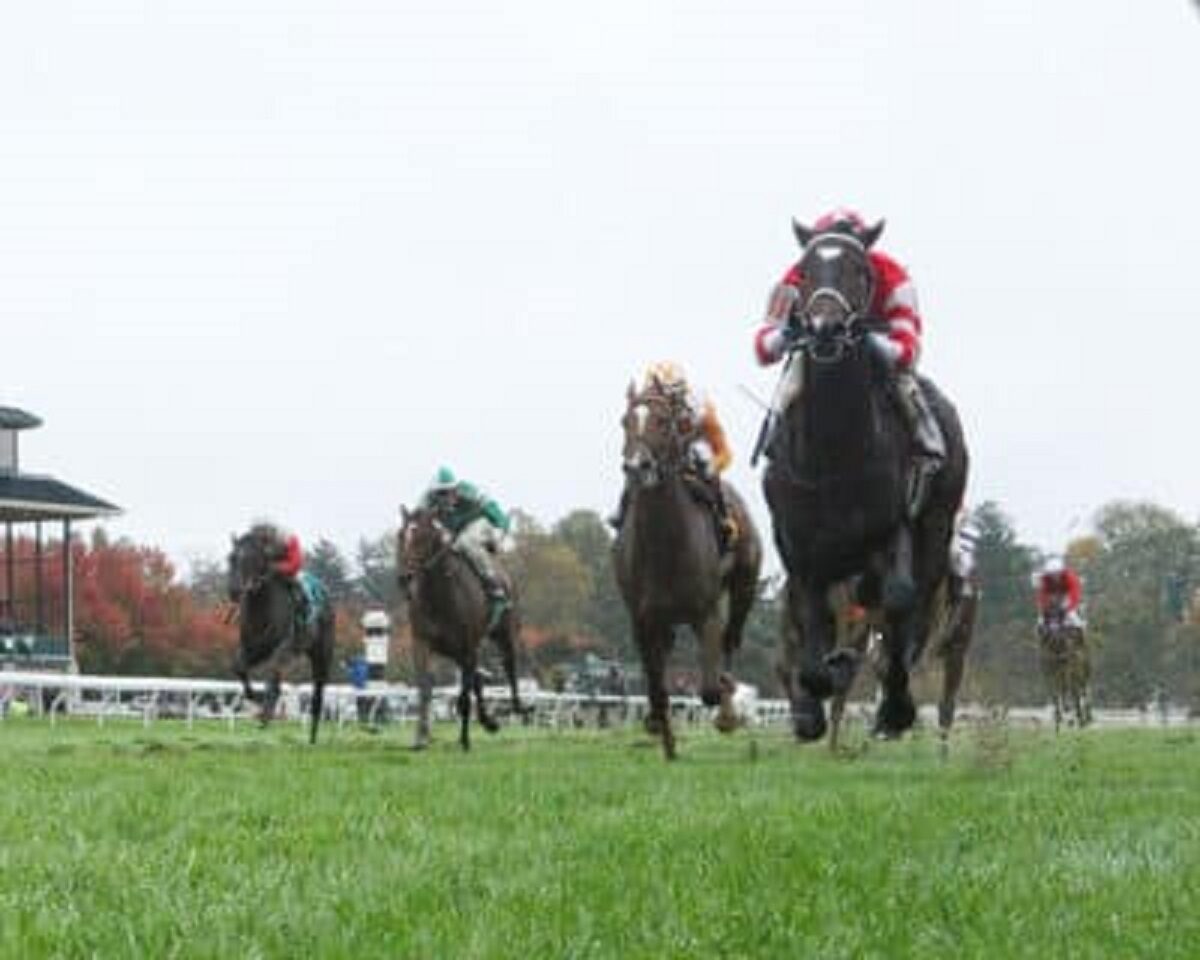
[404,519,455,579]
[625,388,694,480]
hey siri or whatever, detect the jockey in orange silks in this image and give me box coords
[610,361,737,548]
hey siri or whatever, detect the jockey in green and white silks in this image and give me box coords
[420,467,512,627]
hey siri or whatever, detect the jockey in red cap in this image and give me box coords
[1035,556,1085,634]
[752,208,945,516]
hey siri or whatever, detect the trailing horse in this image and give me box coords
[1038,610,1092,731]
[762,226,968,741]
[613,378,763,760]
[397,505,527,751]
[228,525,334,745]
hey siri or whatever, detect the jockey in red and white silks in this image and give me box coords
[753,210,922,370]
[751,208,945,516]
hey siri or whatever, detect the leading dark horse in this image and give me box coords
[397,505,527,752]
[228,525,334,745]
[613,378,763,759]
[763,222,968,741]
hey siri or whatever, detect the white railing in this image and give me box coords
[0,670,1195,731]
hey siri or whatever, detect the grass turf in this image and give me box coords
[1,717,1197,958]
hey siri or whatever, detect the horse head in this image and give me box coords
[785,221,886,364]
[397,505,451,582]
[227,524,276,603]
[620,378,693,490]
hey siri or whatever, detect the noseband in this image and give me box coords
[788,234,881,365]
[623,389,691,484]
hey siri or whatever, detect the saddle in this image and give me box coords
[681,470,739,555]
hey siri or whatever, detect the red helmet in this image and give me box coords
[793,208,885,249]
[813,208,868,233]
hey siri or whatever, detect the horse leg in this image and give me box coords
[457,663,473,752]
[794,581,834,742]
[495,617,527,719]
[307,616,332,745]
[637,623,675,760]
[412,636,433,751]
[232,647,260,704]
[938,595,974,740]
[261,670,282,727]
[474,668,500,734]
[721,554,758,670]
[874,606,919,739]
[697,613,736,733]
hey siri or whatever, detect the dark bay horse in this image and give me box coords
[763,222,968,741]
[613,379,763,759]
[1038,609,1092,731]
[228,525,334,744]
[397,506,526,751]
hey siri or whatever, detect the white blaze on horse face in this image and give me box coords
[634,403,649,437]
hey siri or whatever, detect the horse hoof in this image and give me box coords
[714,711,740,734]
[793,694,827,742]
[873,693,917,738]
[825,649,860,696]
[482,720,501,735]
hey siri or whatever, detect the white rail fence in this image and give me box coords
[0,670,1194,731]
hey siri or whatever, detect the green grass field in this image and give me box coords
[1,718,1197,959]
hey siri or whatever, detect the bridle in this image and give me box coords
[402,512,454,578]
[622,386,693,487]
[228,534,271,603]
[787,233,881,365]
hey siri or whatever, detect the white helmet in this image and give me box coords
[1043,555,1066,577]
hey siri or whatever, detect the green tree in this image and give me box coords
[1080,501,1200,706]
[966,502,1042,705]
[552,510,630,658]
[305,539,356,604]
[356,531,400,608]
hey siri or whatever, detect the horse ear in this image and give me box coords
[792,218,814,248]
[230,532,237,546]
[399,505,409,525]
[860,219,886,249]
[626,379,638,405]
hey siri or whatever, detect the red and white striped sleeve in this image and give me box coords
[872,252,923,369]
[752,267,801,366]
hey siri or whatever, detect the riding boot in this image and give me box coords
[893,370,946,519]
[607,486,630,532]
[459,547,510,632]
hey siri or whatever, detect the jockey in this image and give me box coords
[420,467,512,629]
[609,361,738,548]
[1036,556,1085,633]
[263,525,309,647]
[752,208,945,517]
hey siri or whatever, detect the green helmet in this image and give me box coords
[431,466,457,491]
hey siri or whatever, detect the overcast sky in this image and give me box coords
[2,1,1198,573]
